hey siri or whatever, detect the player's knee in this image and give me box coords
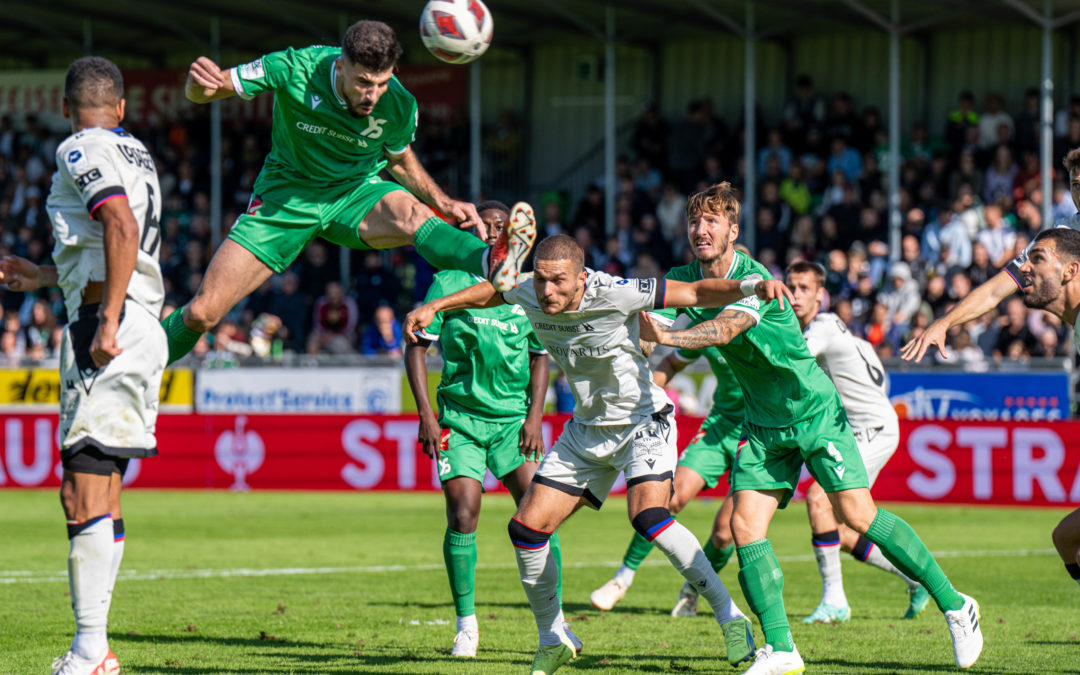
[507,517,550,549]
[631,507,674,541]
[1052,520,1076,551]
[668,493,688,514]
[403,200,435,236]
[448,505,480,534]
[59,483,76,519]
[729,509,762,545]
[184,298,221,333]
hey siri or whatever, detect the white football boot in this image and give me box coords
[51,648,120,675]
[589,578,629,611]
[743,645,805,675]
[670,581,699,617]
[945,593,983,669]
[450,628,479,658]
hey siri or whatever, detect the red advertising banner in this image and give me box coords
[2,415,1079,507]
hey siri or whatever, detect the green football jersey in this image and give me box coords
[653,254,837,428]
[672,345,744,422]
[421,270,546,421]
[230,46,418,192]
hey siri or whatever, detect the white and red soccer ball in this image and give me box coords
[420,0,494,64]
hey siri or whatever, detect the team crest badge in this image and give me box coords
[246,195,263,216]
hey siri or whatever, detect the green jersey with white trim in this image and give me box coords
[653,253,837,428]
[230,46,418,192]
[419,270,545,421]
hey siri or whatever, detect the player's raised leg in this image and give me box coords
[1052,507,1080,587]
[829,488,983,669]
[162,238,275,363]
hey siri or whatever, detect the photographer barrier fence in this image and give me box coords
[1,414,1078,508]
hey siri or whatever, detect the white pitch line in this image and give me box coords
[0,547,1056,585]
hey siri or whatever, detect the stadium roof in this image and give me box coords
[4,0,1079,69]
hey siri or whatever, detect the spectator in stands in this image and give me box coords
[269,272,307,353]
[826,138,862,183]
[354,250,402,319]
[992,297,1037,358]
[946,90,979,159]
[631,104,670,172]
[757,128,792,176]
[967,242,996,287]
[976,203,1016,268]
[878,261,921,326]
[978,93,1013,149]
[361,303,403,358]
[307,281,358,355]
[668,100,711,192]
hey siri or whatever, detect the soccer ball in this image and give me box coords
[419,0,494,64]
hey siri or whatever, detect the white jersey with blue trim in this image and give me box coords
[802,311,898,428]
[47,126,164,320]
[503,269,672,425]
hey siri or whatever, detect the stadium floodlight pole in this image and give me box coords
[470,59,481,204]
[605,5,616,237]
[210,16,223,252]
[1042,0,1053,231]
[743,0,755,253]
[888,0,901,262]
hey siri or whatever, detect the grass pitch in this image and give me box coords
[1,490,1076,674]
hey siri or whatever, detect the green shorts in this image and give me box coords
[732,397,868,508]
[229,176,408,273]
[437,404,527,484]
[678,413,744,489]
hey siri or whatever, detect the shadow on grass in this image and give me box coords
[112,632,329,650]
[368,599,662,616]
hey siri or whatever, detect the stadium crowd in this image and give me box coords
[0,74,1077,366]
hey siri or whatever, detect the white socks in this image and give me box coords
[859,541,918,588]
[613,565,636,587]
[67,516,113,660]
[456,614,478,633]
[105,519,125,615]
[813,538,847,607]
[651,520,742,624]
[514,542,564,646]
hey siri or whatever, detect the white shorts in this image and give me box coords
[59,300,167,459]
[534,406,677,509]
[852,419,900,484]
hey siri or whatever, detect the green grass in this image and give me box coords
[1,490,1076,674]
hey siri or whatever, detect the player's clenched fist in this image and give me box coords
[752,279,795,310]
[403,305,437,343]
[186,57,226,101]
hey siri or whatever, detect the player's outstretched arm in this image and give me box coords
[384,147,483,237]
[0,256,57,291]
[185,56,238,103]
[639,309,756,350]
[663,278,793,311]
[403,281,503,342]
[899,270,1018,362]
[520,352,549,460]
[404,339,443,460]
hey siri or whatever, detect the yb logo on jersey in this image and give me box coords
[360,117,386,140]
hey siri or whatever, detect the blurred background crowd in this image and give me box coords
[1,73,1077,368]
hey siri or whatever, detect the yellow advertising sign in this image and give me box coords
[0,368,193,409]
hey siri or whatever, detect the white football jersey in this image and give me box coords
[803,312,898,428]
[47,126,164,320]
[503,270,672,425]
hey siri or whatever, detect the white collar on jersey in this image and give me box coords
[329,60,347,107]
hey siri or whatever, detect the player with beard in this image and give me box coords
[404,233,796,674]
[639,182,983,674]
[161,20,534,365]
[589,201,749,619]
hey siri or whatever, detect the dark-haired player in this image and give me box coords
[405,200,562,658]
[404,234,794,674]
[1,56,165,675]
[162,20,534,364]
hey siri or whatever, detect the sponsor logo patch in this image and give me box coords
[74,167,103,190]
[65,147,87,168]
[239,58,264,80]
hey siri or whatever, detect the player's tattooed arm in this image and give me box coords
[639,308,756,350]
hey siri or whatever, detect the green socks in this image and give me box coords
[737,539,794,652]
[704,540,735,573]
[413,217,487,276]
[549,531,563,603]
[162,306,203,365]
[443,528,478,617]
[443,528,563,615]
[865,509,964,613]
[623,531,655,570]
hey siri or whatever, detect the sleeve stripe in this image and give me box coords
[653,278,667,310]
[86,187,127,216]
[726,303,761,324]
[529,348,549,355]
[385,145,409,155]
[229,67,253,100]
[1003,265,1025,289]
[417,330,439,342]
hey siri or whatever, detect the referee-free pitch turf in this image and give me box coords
[1,490,1076,674]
